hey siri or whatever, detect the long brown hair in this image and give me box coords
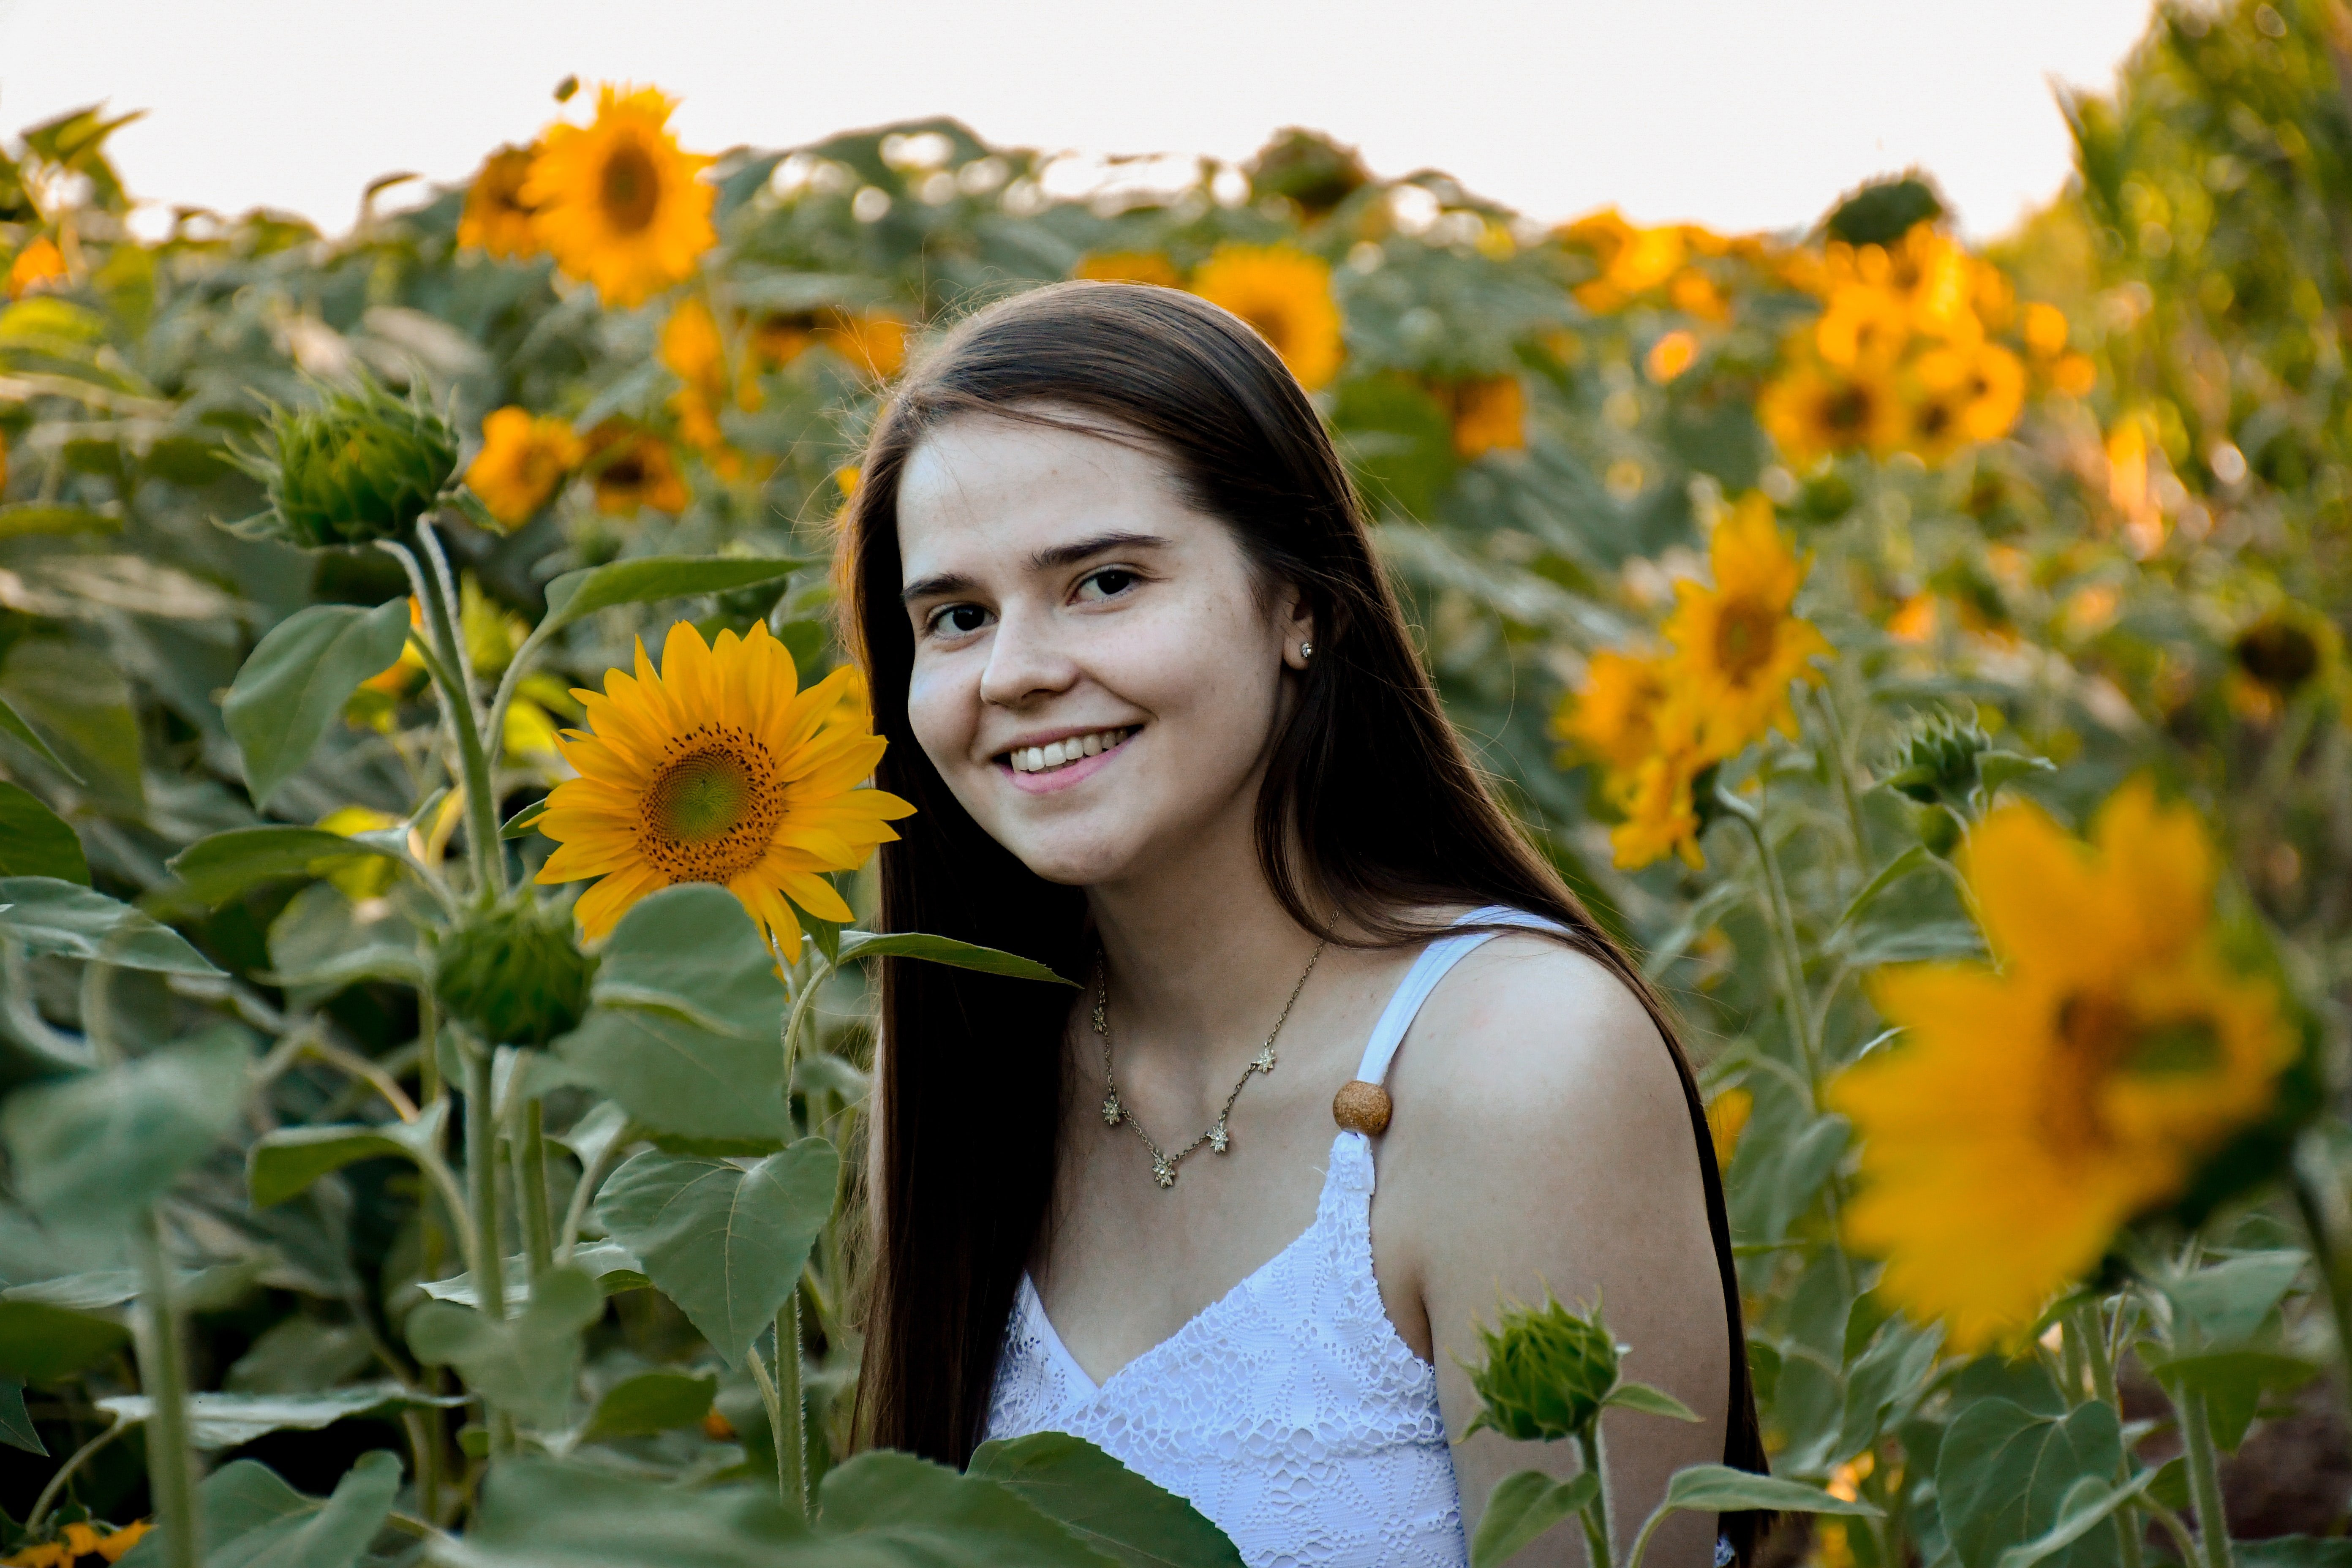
[839,280,1767,1557]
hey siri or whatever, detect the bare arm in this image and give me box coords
[1381,936,1729,1568]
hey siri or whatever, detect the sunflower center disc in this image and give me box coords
[601,142,662,233]
[638,727,784,883]
[1714,598,1780,683]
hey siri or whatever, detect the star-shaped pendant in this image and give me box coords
[1101,1092,1123,1126]
[1252,1045,1277,1073]
[1152,1157,1177,1189]
[1209,1119,1230,1154]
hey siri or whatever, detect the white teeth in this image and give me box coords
[1007,728,1128,773]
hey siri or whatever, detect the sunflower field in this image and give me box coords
[4,1,2352,1564]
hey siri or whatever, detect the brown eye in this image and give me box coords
[931,604,990,636]
[1079,568,1137,600]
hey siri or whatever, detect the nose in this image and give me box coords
[978,602,1079,710]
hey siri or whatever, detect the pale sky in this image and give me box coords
[3,0,2156,241]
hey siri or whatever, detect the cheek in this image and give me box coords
[904,657,974,770]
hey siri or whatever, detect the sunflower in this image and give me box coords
[1813,284,1911,370]
[523,84,714,309]
[1553,647,1672,773]
[1074,251,1183,289]
[659,297,765,456]
[1661,495,1830,755]
[1831,781,2294,1350]
[816,309,907,380]
[535,621,915,947]
[1443,375,1526,458]
[6,235,66,300]
[1757,351,1906,469]
[585,423,689,515]
[1910,342,2025,449]
[456,145,543,261]
[465,407,583,528]
[1190,243,1344,390]
[1607,742,1710,871]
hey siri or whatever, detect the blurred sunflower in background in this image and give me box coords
[1664,494,1830,754]
[465,406,582,528]
[1833,780,2296,1350]
[1190,242,1343,390]
[534,620,915,947]
[456,144,542,260]
[6,234,66,299]
[1439,376,1527,458]
[1554,497,1828,870]
[523,84,714,308]
[585,423,689,515]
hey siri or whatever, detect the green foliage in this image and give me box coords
[588,883,786,1038]
[1463,1293,1622,1443]
[1470,1471,1599,1568]
[0,782,89,882]
[167,826,404,905]
[967,1431,1248,1568]
[219,600,413,807]
[3,1032,248,1229]
[436,897,596,1046]
[593,1141,839,1367]
[231,375,461,548]
[408,1265,604,1430]
[116,1451,399,1568]
[1937,1398,2125,1568]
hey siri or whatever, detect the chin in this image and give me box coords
[1006,842,1132,889]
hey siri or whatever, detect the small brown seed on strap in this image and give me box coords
[1331,1079,1393,1136]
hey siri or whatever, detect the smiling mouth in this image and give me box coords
[999,727,1136,775]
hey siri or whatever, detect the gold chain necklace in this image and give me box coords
[1093,939,1328,1190]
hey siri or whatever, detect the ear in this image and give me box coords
[1277,584,1316,672]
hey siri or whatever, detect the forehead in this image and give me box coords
[896,414,1187,562]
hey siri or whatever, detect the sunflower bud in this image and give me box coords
[231,376,461,548]
[435,896,595,1047]
[1462,1293,1622,1444]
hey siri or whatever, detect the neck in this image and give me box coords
[1085,811,1323,1081]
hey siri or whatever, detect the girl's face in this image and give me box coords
[896,413,1311,888]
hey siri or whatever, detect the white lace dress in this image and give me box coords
[984,908,1549,1568]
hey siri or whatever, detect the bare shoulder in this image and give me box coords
[1388,930,1694,1165]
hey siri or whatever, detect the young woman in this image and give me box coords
[841,280,1764,1567]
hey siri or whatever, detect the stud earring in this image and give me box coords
[1298,640,1315,661]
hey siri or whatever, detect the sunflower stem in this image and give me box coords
[2177,1385,2234,1568]
[2289,1137,2352,1433]
[514,1091,554,1285]
[1813,685,1871,867]
[775,1293,808,1519]
[131,1209,200,1568]
[1720,784,1821,1097]
[400,531,504,898]
[1574,1426,1614,1568]
[417,986,441,1106]
[2070,1297,2143,1568]
[460,1036,510,1445]
[779,950,836,1119]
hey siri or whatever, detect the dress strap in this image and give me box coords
[1352,906,1570,1086]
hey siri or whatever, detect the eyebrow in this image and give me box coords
[900,531,1174,604]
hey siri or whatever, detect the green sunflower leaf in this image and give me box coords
[0,782,88,884]
[835,929,1076,986]
[167,825,407,905]
[222,599,412,808]
[592,1140,838,1369]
